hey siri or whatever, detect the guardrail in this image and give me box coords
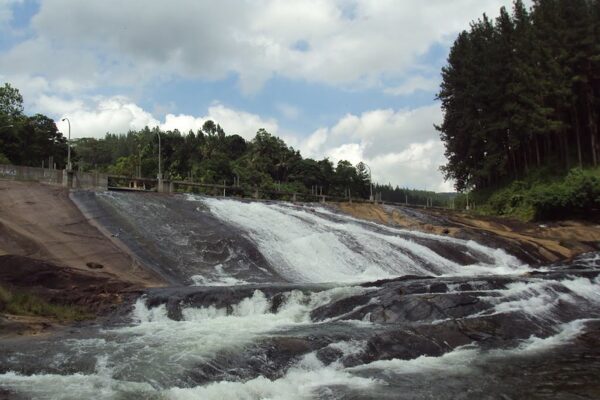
[1,163,453,209]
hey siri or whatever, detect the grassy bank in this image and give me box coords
[0,285,91,321]
[465,167,600,221]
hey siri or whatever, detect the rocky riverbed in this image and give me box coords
[1,188,599,399]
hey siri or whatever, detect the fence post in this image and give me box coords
[62,169,74,189]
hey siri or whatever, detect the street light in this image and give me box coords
[156,131,162,180]
[61,118,71,171]
[362,162,373,202]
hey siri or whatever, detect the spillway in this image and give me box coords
[1,192,599,399]
[71,192,525,285]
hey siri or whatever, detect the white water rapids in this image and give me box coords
[1,279,599,399]
[192,196,526,283]
[1,194,599,399]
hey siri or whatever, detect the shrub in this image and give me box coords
[474,167,600,221]
[0,285,91,321]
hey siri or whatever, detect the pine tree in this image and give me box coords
[438,0,600,191]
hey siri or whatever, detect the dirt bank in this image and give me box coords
[337,202,600,264]
[0,254,142,337]
[0,180,164,337]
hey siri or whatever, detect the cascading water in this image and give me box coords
[1,193,599,399]
[71,191,526,285]
[194,196,526,282]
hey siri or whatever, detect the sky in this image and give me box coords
[0,0,522,192]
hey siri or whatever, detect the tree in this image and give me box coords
[438,0,600,191]
[0,83,23,119]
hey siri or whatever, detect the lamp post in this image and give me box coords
[61,118,71,171]
[156,131,162,180]
[362,162,373,202]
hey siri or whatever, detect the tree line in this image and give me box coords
[373,183,456,207]
[0,82,456,204]
[0,83,372,198]
[72,124,376,199]
[437,0,600,192]
[0,83,67,168]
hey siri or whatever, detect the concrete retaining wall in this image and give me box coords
[72,171,108,190]
[0,164,108,190]
[0,164,63,185]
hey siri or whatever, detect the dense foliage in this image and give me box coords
[71,125,377,199]
[373,183,457,207]
[471,167,600,220]
[0,83,68,168]
[438,0,600,192]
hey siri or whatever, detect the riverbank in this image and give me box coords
[0,180,164,287]
[0,254,142,338]
[0,185,599,399]
[0,180,164,336]
[2,181,598,337]
[337,202,600,264]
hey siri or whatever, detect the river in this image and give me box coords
[1,192,599,399]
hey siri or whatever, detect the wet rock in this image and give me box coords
[360,325,470,363]
[428,282,448,293]
[360,275,434,288]
[189,336,318,384]
[144,284,327,321]
[310,295,371,321]
[316,346,344,365]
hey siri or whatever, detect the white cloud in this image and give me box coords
[35,95,84,116]
[51,97,277,141]
[160,103,278,140]
[299,104,453,191]
[276,103,301,120]
[54,97,159,138]
[203,104,279,139]
[0,0,22,28]
[384,75,440,96]
[1,0,523,95]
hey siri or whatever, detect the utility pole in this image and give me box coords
[61,118,71,170]
[362,163,373,202]
[138,144,142,178]
[156,131,162,180]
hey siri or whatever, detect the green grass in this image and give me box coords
[0,285,92,321]
[469,166,600,221]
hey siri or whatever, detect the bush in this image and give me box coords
[529,168,600,220]
[0,285,91,321]
[474,167,600,221]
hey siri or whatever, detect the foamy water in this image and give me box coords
[1,194,598,399]
[194,197,526,283]
[1,315,595,400]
